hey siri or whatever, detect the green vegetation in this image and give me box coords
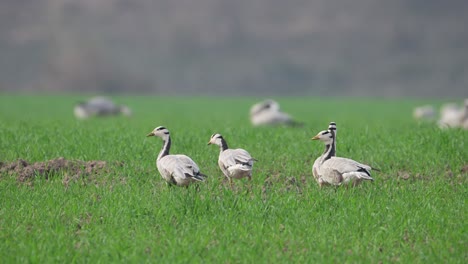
[0,95,466,263]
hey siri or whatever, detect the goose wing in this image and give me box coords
[220,149,254,169]
[160,155,206,182]
[322,157,372,175]
[319,157,373,185]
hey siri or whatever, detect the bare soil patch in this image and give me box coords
[461,164,468,174]
[0,157,115,183]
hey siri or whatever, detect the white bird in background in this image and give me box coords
[74,96,132,119]
[249,99,302,126]
[437,99,468,129]
[147,126,207,187]
[438,102,463,128]
[462,99,468,130]
[208,133,255,186]
[311,122,375,187]
[413,105,436,121]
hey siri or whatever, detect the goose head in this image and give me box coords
[311,130,334,144]
[147,126,170,139]
[207,133,224,146]
[328,122,337,134]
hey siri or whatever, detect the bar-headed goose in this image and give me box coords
[413,105,436,121]
[147,126,207,187]
[74,96,132,119]
[312,122,337,183]
[208,133,255,185]
[249,99,302,127]
[311,123,374,187]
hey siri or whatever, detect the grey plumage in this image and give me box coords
[312,122,337,182]
[208,133,255,184]
[74,96,132,119]
[147,126,206,187]
[249,99,302,126]
[311,122,374,187]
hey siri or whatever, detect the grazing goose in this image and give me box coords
[312,122,337,183]
[311,123,374,187]
[147,126,207,187]
[74,96,132,119]
[249,99,302,127]
[208,133,255,185]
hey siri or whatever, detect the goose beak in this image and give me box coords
[146,132,154,137]
[207,141,211,145]
[311,135,320,140]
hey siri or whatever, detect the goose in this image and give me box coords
[311,123,374,187]
[249,99,302,126]
[438,102,463,128]
[413,105,436,121]
[312,122,337,183]
[74,96,132,119]
[208,133,255,185]
[147,126,207,187]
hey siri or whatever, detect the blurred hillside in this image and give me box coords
[0,0,467,96]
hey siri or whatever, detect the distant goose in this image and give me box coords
[438,103,461,128]
[147,126,207,187]
[74,96,132,119]
[208,133,255,185]
[413,105,436,121]
[312,122,337,183]
[311,123,374,187]
[249,99,302,126]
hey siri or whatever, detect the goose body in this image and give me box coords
[413,105,436,121]
[208,133,255,183]
[438,100,468,129]
[438,103,461,128]
[250,99,302,126]
[74,96,132,119]
[318,157,373,186]
[311,122,374,187]
[147,126,206,187]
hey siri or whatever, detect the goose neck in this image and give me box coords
[157,136,171,161]
[219,138,229,152]
[320,141,336,163]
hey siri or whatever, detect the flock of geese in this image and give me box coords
[413,98,468,130]
[74,97,301,127]
[146,121,376,188]
[75,96,465,188]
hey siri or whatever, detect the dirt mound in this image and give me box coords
[461,164,468,174]
[0,157,112,182]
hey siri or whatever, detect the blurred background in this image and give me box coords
[1,0,467,97]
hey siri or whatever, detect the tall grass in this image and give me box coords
[0,95,466,263]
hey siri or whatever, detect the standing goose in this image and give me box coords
[311,123,374,187]
[312,122,337,183]
[208,133,255,185]
[147,126,207,187]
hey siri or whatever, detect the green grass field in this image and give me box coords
[0,95,466,263]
